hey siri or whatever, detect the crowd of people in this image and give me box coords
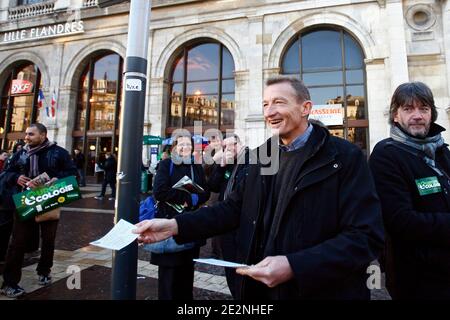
[1,76,450,301]
[135,77,450,301]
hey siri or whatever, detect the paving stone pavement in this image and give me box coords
[0,184,391,300]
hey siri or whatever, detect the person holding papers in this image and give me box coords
[0,123,76,298]
[134,77,384,300]
[151,133,210,300]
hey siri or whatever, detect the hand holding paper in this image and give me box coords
[236,255,294,288]
[132,218,178,244]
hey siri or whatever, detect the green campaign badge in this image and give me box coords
[13,176,81,221]
[415,176,442,196]
[224,171,231,180]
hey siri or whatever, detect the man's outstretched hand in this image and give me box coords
[133,218,179,244]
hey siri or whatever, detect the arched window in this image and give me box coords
[73,52,123,176]
[167,42,235,134]
[281,28,368,154]
[0,62,43,150]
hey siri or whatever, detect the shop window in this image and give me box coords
[167,42,235,134]
[73,52,123,176]
[0,62,42,150]
[281,28,368,154]
[75,53,122,132]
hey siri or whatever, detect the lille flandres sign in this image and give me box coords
[0,20,84,45]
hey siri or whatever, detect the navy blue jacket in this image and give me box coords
[175,124,384,299]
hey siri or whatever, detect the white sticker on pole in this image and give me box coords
[125,79,142,91]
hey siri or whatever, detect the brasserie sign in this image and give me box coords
[0,21,84,45]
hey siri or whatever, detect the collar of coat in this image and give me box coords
[251,123,337,173]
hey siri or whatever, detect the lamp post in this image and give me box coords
[111,0,152,300]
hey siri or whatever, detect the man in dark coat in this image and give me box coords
[0,123,77,298]
[95,152,117,200]
[369,82,450,299]
[207,134,249,298]
[134,77,384,300]
[73,148,86,187]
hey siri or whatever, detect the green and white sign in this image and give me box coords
[415,176,442,196]
[13,176,81,221]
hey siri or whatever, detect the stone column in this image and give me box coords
[244,15,266,149]
[365,58,390,151]
[233,70,249,145]
[54,86,77,150]
[385,0,409,91]
[46,43,74,150]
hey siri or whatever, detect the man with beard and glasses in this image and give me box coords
[370,82,450,299]
[0,123,76,298]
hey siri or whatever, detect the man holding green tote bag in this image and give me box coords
[0,123,77,298]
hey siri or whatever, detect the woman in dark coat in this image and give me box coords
[151,134,210,300]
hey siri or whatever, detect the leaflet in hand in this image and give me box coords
[165,201,184,213]
[172,176,205,194]
[194,258,249,268]
[89,219,138,251]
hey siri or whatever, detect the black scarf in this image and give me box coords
[25,139,55,178]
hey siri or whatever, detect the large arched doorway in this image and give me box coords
[166,41,236,135]
[281,27,368,155]
[0,62,44,150]
[72,51,123,177]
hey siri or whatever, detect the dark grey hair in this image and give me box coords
[265,76,311,103]
[389,82,437,124]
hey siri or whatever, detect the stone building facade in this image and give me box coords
[0,0,448,174]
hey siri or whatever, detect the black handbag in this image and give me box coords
[0,171,18,226]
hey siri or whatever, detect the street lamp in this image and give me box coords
[110,0,152,300]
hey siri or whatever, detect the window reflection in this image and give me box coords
[282,40,300,74]
[76,53,122,132]
[90,55,119,131]
[187,44,219,81]
[0,62,43,149]
[281,28,367,152]
[348,127,368,157]
[346,85,365,120]
[168,42,235,131]
[344,33,364,69]
[301,30,342,72]
[309,87,344,105]
[303,71,342,87]
[11,94,34,132]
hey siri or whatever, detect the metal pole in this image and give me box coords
[111,0,151,300]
